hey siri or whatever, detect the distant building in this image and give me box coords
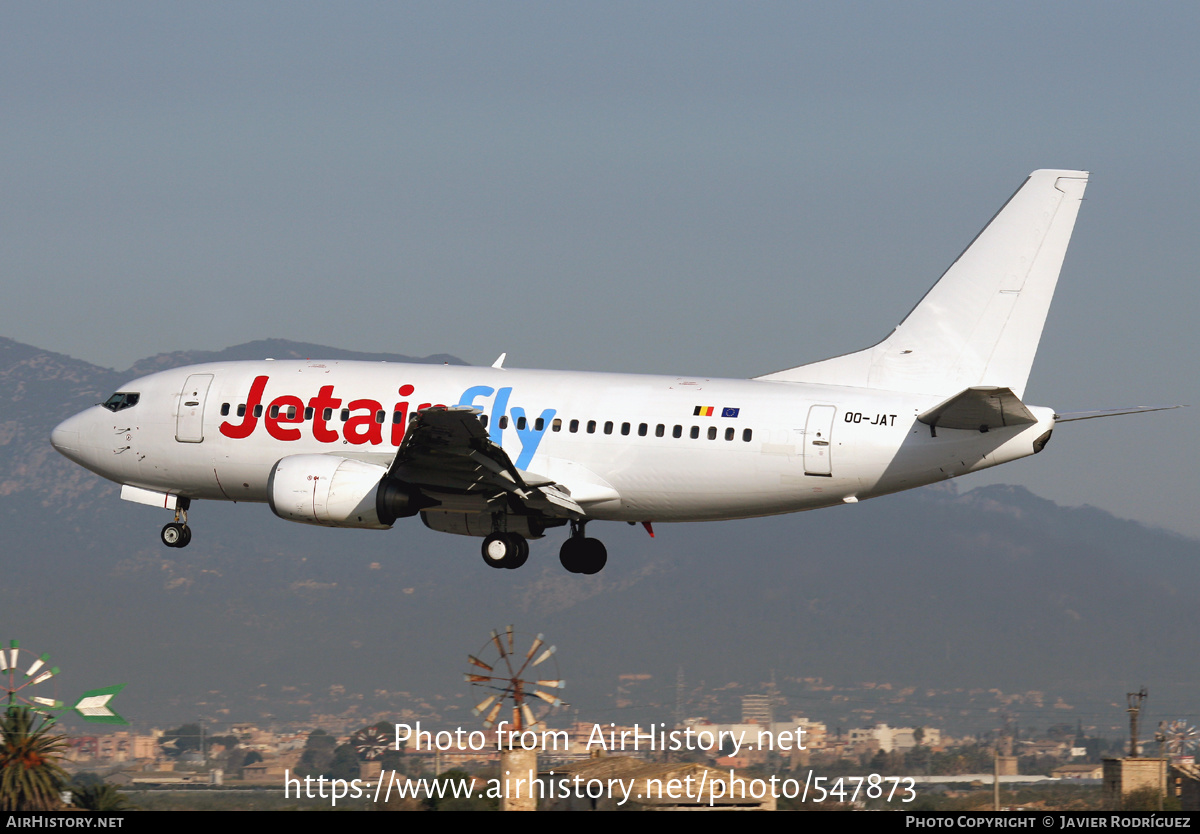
[741,695,772,726]
[242,752,301,781]
[1102,758,1167,810]
[68,731,161,764]
[847,724,941,754]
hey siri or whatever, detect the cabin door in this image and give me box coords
[803,405,836,476]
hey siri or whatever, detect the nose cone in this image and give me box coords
[51,411,92,466]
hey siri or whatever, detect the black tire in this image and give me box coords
[161,523,184,548]
[179,525,192,548]
[559,538,583,573]
[578,538,608,575]
[505,535,529,569]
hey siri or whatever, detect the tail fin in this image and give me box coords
[756,170,1089,398]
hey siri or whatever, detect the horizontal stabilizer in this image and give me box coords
[918,387,1037,432]
[1054,404,1185,423]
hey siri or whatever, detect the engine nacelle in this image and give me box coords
[268,455,424,529]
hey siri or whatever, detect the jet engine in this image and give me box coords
[267,455,425,528]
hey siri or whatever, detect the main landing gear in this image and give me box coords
[480,531,529,570]
[559,520,607,575]
[160,500,192,548]
[479,519,609,574]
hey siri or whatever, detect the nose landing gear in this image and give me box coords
[160,501,192,548]
[161,522,191,548]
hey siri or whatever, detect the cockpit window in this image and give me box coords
[101,392,140,412]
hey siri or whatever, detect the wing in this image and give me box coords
[385,406,584,518]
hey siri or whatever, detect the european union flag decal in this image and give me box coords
[721,407,740,418]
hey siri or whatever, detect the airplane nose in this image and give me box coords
[51,412,89,464]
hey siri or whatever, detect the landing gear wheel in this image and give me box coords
[506,535,529,570]
[161,522,189,548]
[559,538,582,573]
[559,536,607,574]
[482,533,508,568]
[578,538,607,574]
[481,532,527,569]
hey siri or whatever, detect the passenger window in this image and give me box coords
[587,420,596,434]
[287,406,297,420]
[253,405,263,418]
[516,416,526,430]
[499,416,508,429]
[305,407,314,420]
[621,422,631,436]
[552,418,562,432]
[604,421,614,435]
[638,423,647,437]
[237,404,246,418]
[690,426,699,439]
[743,428,753,442]
[673,425,682,438]
[220,403,230,416]
[725,427,734,441]
[656,424,665,437]
[570,419,580,433]
[340,409,349,422]
[393,411,403,424]
[269,405,280,419]
[708,426,717,440]
[481,414,489,428]
[322,408,332,421]
[375,410,385,424]
[535,417,544,431]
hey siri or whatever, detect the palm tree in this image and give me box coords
[71,783,136,812]
[0,707,69,811]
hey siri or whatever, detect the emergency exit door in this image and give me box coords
[803,405,836,476]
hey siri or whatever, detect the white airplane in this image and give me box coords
[50,170,1174,575]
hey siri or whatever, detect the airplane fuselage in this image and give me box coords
[54,359,1055,523]
[50,170,1108,574]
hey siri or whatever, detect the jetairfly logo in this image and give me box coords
[218,376,556,469]
[457,385,556,469]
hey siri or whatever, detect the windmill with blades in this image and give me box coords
[1159,719,1199,762]
[464,627,565,811]
[2,638,127,725]
[465,626,565,734]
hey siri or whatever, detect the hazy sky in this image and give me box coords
[3,3,1197,535]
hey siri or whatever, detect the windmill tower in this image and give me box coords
[464,627,565,811]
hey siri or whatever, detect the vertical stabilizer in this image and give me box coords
[756,170,1089,397]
